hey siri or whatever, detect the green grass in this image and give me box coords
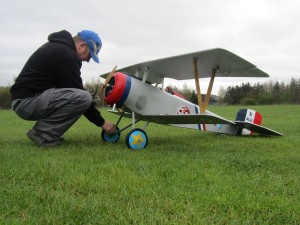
[0,105,299,224]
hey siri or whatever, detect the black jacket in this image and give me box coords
[10,30,105,127]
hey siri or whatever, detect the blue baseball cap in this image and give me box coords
[78,30,102,63]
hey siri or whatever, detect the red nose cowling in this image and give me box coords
[104,72,131,107]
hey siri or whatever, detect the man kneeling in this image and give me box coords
[10,30,116,148]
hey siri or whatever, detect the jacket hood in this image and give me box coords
[48,30,75,49]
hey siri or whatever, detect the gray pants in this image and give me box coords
[12,88,92,141]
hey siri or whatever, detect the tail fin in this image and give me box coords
[236,109,262,135]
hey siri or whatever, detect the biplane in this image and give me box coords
[99,48,282,150]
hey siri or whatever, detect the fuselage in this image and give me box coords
[104,72,243,135]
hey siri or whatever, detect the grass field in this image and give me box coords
[0,105,299,224]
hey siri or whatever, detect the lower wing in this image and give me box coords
[108,110,282,136]
[108,110,234,124]
[140,114,234,125]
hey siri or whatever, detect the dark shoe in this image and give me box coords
[39,140,61,148]
[27,129,61,148]
[58,136,65,142]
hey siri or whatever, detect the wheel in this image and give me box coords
[101,127,120,143]
[126,128,148,150]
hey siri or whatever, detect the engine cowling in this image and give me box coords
[104,72,131,107]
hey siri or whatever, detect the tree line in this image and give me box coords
[163,78,300,105]
[0,78,299,109]
[222,78,300,105]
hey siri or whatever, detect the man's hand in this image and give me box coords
[102,121,117,134]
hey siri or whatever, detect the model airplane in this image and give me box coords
[99,48,282,150]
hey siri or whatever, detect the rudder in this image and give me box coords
[236,109,262,135]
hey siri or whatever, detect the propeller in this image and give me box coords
[100,65,117,92]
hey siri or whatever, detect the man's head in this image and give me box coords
[75,30,102,63]
[165,86,174,94]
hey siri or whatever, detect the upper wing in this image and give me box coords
[100,48,269,84]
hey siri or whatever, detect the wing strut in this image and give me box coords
[193,58,204,113]
[203,68,217,110]
[193,58,217,113]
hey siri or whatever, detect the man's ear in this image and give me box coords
[79,42,86,48]
[76,42,86,53]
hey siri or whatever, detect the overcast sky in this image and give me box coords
[1,0,299,94]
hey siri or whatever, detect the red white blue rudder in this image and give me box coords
[235,109,262,135]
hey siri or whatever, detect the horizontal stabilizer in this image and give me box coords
[234,121,283,136]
